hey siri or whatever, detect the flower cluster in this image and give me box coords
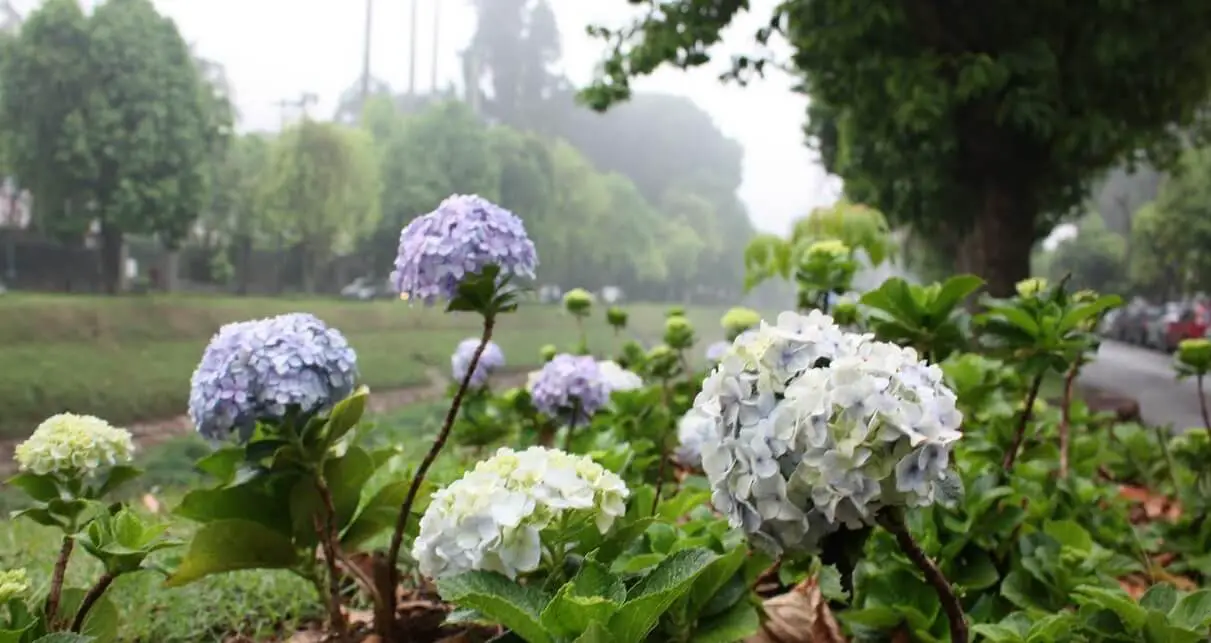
[674,411,714,469]
[188,313,359,441]
[0,569,28,603]
[597,360,644,394]
[390,194,538,304]
[412,446,629,579]
[15,413,134,476]
[691,310,963,555]
[451,339,505,389]
[528,354,609,424]
[705,341,730,363]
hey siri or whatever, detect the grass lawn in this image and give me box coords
[0,402,471,642]
[0,293,730,438]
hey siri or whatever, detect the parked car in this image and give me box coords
[1108,300,1153,344]
[1164,303,1209,352]
[340,276,391,301]
[1143,303,1180,350]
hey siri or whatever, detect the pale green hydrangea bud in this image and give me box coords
[832,300,860,326]
[562,288,593,317]
[606,306,628,330]
[0,569,28,603]
[664,315,696,350]
[720,307,761,341]
[806,239,849,259]
[665,305,685,319]
[1178,338,1211,374]
[15,413,134,476]
[539,344,558,363]
[1015,278,1048,298]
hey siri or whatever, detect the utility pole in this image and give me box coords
[430,0,440,93]
[360,0,373,103]
[407,0,418,95]
[274,92,319,130]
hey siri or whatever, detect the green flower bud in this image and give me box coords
[646,344,679,377]
[606,306,628,329]
[0,569,29,603]
[1015,278,1047,298]
[832,300,860,326]
[721,307,761,341]
[664,315,696,350]
[563,288,593,317]
[539,344,558,363]
[1178,338,1211,374]
[665,305,686,319]
[806,239,849,259]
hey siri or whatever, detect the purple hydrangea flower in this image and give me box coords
[451,338,506,389]
[390,194,538,304]
[528,354,609,425]
[188,313,359,441]
[705,340,730,362]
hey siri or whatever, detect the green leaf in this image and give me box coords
[436,571,554,643]
[1139,583,1177,613]
[930,274,984,314]
[987,306,1041,337]
[193,447,245,483]
[592,517,656,564]
[5,472,60,502]
[609,548,716,643]
[573,622,617,643]
[656,490,711,522]
[681,544,748,618]
[323,386,369,447]
[289,446,376,545]
[341,478,434,551]
[1168,589,1211,630]
[165,519,299,587]
[31,635,96,643]
[690,600,760,643]
[970,623,1027,643]
[1074,586,1148,629]
[54,588,118,643]
[174,472,297,535]
[92,465,142,499]
[540,560,626,637]
[950,548,1000,591]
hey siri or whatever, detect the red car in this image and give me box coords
[1164,303,1209,352]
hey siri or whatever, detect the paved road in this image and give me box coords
[1080,339,1209,430]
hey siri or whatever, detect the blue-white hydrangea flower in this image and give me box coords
[188,313,359,441]
[674,411,716,469]
[705,340,730,363]
[412,446,629,579]
[691,310,964,556]
[527,354,609,425]
[390,194,539,304]
[451,338,505,389]
[597,360,644,394]
[15,414,134,476]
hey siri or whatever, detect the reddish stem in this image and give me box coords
[1002,373,1044,472]
[1058,364,1079,479]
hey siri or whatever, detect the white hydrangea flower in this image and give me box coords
[674,410,717,468]
[14,413,135,476]
[598,360,644,393]
[694,310,963,556]
[0,569,29,603]
[412,446,629,580]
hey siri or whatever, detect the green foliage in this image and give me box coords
[860,275,983,361]
[1042,214,1128,295]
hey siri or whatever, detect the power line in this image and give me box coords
[360,0,373,103]
[407,0,418,95]
[430,0,439,93]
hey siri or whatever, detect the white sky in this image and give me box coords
[16,0,839,234]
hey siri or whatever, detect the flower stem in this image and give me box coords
[70,572,115,633]
[1002,372,1044,472]
[1198,374,1211,434]
[562,404,580,452]
[383,316,495,634]
[315,477,380,605]
[877,509,968,643]
[313,514,348,638]
[1058,362,1080,479]
[45,535,74,627]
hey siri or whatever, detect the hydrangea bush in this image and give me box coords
[528,354,609,427]
[451,338,505,390]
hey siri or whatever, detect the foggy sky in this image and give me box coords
[17,0,841,233]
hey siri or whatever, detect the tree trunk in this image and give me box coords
[161,249,180,292]
[955,184,1036,297]
[236,235,253,295]
[98,222,126,295]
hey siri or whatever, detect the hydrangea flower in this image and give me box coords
[598,360,644,393]
[15,414,134,476]
[412,446,629,579]
[692,310,964,555]
[528,354,609,424]
[675,411,716,469]
[705,340,730,363]
[188,313,359,441]
[0,569,28,603]
[451,338,505,389]
[390,194,538,304]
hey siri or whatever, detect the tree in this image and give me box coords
[259,120,381,292]
[1044,213,1127,295]
[584,0,1211,296]
[1127,148,1211,297]
[200,133,269,291]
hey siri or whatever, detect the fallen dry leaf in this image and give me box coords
[284,630,326,643]
[141,493,161,514]
[744,576,846,643]
[1118,485,1182,524]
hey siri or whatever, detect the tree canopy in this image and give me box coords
[582,0,1211,296]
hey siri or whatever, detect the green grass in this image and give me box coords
[0,403,468,642]
[0,293,728,437]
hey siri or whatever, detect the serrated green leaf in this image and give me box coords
[540,560,625,637]
[91,465,141,499]
[31,634,95,643]
[1139,583,1177,613]
[54,587,117,643]
[323,386,368,447]
[5,472,60,502]
[1168,589,1211,630]
[608,548,716,643]
[165,519,298,586]
[573,621,616,643]
[690,599,760,643]
[436,571,554,643]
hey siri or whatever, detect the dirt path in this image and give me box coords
[0,368,533,476]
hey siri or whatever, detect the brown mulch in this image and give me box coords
[1114,484,1198,599]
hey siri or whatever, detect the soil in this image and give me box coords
[0,368,533,477]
